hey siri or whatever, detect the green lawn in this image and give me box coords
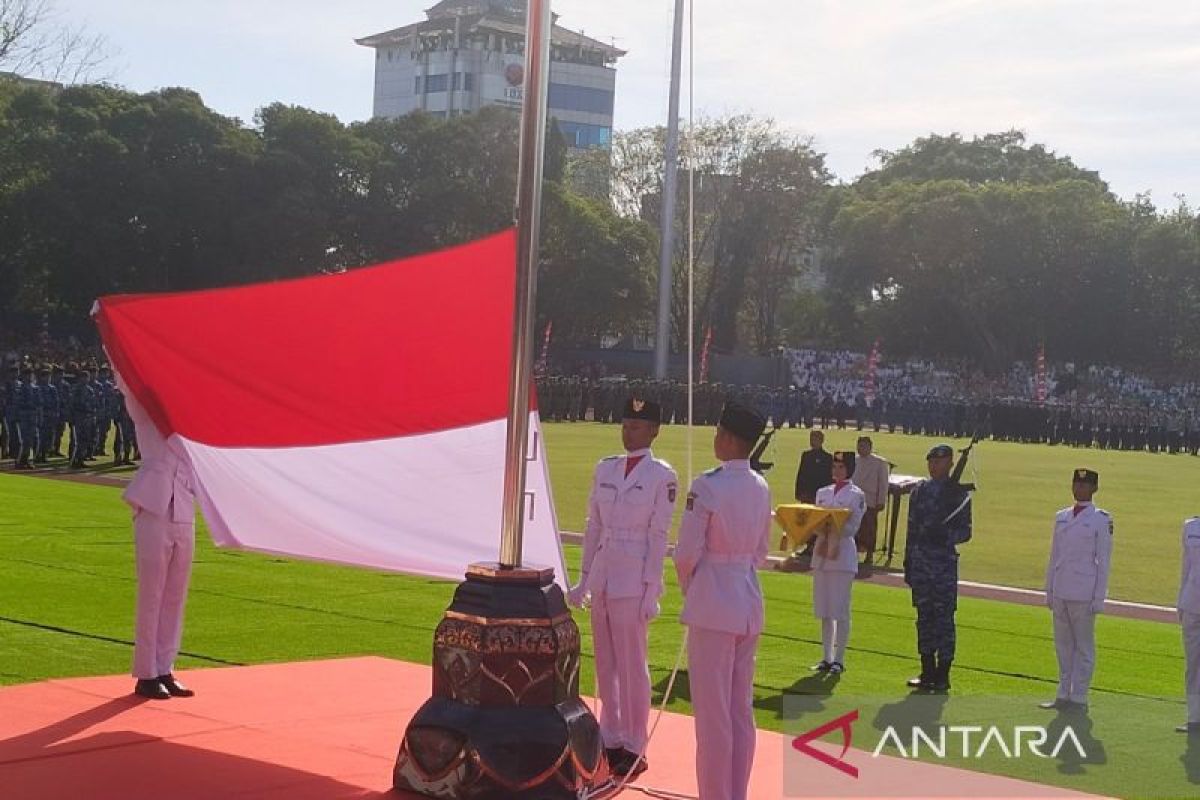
[2,429,1199,798]
[545,423,1200,607]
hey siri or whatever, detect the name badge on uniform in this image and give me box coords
[599,482,617,490]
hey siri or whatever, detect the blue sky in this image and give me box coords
[54,1,1200,205]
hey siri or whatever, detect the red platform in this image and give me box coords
[0,657,1106,799]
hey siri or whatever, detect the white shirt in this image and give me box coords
[674,460,772,635]
[1178,517,1200,615]
[812,481,867,574]
[579,448,677,600]
[1044,502,1113,609]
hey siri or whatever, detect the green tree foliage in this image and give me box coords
[821,131,1200,370]
[0,83,655,346]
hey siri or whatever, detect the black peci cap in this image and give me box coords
[622,396,662,423]
[718,401,767,443]
[1073,468,1099,486]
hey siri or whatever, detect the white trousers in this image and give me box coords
[132,509,195,679]
[688,626,759,800]
[591,595,651,751]
[1183,611,1200,725]
[1051,598,1096,704]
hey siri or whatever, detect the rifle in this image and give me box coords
[948,430,985,492]
[749,424,781,474]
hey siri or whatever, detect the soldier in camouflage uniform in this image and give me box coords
[903,443,973,692]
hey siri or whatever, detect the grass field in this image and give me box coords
[2,427,1200,798]
[545,423,1200,607]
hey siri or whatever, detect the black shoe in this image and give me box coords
[929,658,952,692]
[604,747,625,773]
[1038,698,1067,710]
[134,679,170,700]
[811,660,832,673]
[157,673,195,697]
[906,654,936,689]
[1176,723,1200,734]
[828,661,845,675]
[620,748,648,779]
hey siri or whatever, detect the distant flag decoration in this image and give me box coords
[699,326,714,384]
[865,339,881,405]
[1036,342,1047,405]
[94,230,568,586]
[535,319,553,377]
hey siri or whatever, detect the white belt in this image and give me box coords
[703,553,756,565]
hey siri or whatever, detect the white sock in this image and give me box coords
[822,619,835,662]
[834,617,850,663]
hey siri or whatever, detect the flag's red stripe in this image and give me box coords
[97,230,527,447]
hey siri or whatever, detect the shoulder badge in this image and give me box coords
[668,483,677,503]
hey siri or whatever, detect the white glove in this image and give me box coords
[639,585,660,621]
[567,584,589,609]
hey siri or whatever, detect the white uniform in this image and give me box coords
[674,459,771,800]
[812,481,866,665]
[576,448,676,753]
[124,440,196,681]
[1044,502,1113,704]
[1177,517,1200,726]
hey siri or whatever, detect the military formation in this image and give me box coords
[1,360,137,470]
[535,374,1200,456]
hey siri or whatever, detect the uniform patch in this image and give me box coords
[686,491,696,511]
[668,484,677,503]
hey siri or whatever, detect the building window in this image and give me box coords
[548,83,614,116]
[420,73,449,93]
[557,121,613,149]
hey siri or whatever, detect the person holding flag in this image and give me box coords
[811,451,866,674]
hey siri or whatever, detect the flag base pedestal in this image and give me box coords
[394,562,617,799]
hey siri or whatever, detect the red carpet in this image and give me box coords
[0,657,1107,799]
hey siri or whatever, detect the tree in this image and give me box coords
[610,114,831,354]
[0,0,113,84]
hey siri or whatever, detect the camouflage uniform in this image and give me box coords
[904,476,972,686]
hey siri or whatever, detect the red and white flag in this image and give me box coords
[94,231,567,585]
[1036,342,1047,406]
[865,339,881,405]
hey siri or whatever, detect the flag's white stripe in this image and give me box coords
[175,413,568,588]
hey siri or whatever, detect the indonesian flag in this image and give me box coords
[94,230,568,586]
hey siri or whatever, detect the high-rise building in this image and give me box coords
[356,0,625,149]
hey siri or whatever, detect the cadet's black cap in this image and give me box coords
[718,401,766,443]
[622,396,662,423]
[832,451,856,476]
[1072,468,1099,486]
[926,444,954,459]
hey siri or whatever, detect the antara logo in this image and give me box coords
[791,711,1089,777]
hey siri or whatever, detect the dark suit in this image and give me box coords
[794,448,833,504]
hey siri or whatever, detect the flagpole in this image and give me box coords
[499,0,552,569]
[654,0,685,379]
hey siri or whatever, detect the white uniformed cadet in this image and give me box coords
[674,401,771,800]
[1040,468,1112,710]
[568,396,677,778]
[1177,516,1200,734]
[125,435,198,700]
[811,451,866,674]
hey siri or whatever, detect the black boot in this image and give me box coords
[906,654,936,689]
[931,657,952,692]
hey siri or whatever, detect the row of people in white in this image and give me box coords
[571,399,771,798]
